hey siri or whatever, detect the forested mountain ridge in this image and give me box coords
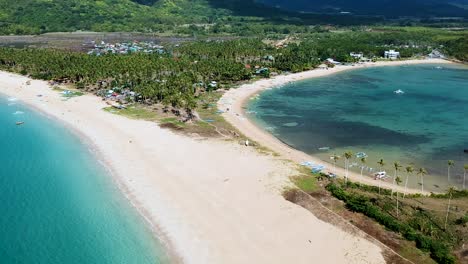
[257,0,468,18]
[0,0,295,34]
[2,0,362,36]
[3,0,463,35]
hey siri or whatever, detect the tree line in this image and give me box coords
[0,31,465,111]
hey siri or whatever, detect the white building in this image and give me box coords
[326,58,341,65]
[428,50,445,59]
[384,50,400,60]
[350,52,363,59]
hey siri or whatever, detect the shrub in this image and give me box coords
[455,214,468,225]
[326,183,456,264]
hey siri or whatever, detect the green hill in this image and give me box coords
[0,0,272,34]
[0,0,212,34]
[0,0,382,35]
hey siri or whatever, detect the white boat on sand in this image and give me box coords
[374,171,387,180]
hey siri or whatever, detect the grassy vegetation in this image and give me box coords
[292,174,318,193]
[52,86,84,99]
[103,105,194,131]
[159,117,187,129]
[103,105,158,121]
[291,165,325,193]
[102,97,234,137]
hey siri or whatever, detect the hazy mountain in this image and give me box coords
[257,0,468,17]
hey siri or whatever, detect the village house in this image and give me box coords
[359,57,373,63]
[350,52,363,59]
[326,58,341,65]
[384,50,400,60]
[428,49,445,59]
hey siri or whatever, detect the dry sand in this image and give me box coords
[1,71,386,263]
[219,58,453,195]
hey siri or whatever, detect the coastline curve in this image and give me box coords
[218,58,454,195]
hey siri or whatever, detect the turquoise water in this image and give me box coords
[249,64,468,191]
[0,96,168,263]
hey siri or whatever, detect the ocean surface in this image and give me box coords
[248,63,468,191]
[0,96,168,263]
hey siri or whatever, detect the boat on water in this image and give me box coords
[394,89,405,94]
[16,122,24,126]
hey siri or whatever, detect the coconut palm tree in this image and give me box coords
[344,151,353,185]
[444,186,456,230]
[395,176,403,217]
[417,168,427,193]
[403,165,414,198]
[377,158,385,195]
[447,160,455,182]
[392,162,402,198]
[331,154,340,175]
[360,157,367,178]
[463,164,467,189]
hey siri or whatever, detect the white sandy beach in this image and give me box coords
[0,71,386,263]
[219,58,453,195]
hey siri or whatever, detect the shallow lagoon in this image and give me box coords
[249,64,468,191]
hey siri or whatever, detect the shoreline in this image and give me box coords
[0,77,182,263]
[1,71,387,263]
[219,58,454,195]
[31,100,179,262]
[0,83,181,263]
